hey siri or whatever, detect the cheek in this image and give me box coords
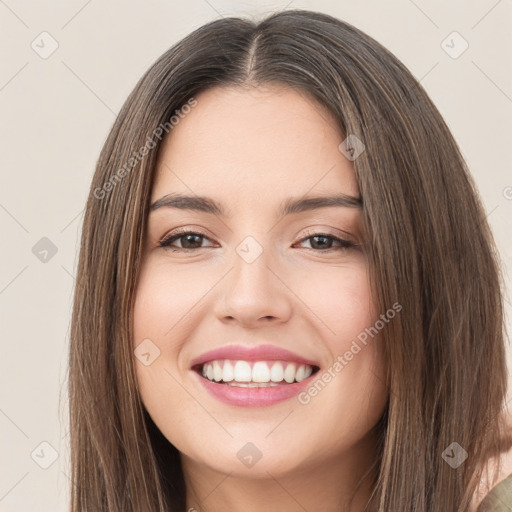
[300,260,376,347]
[132,263,185,407]
[131,263,200,446]
[132,259,217,354]
[294,262,386,421]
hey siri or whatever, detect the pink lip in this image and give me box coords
[192,371,316,407]
[190,344,319,369]
[189,344,320,407]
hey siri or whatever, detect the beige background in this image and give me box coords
[0,0,511,510]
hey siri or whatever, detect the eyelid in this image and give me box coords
[298,226,358,244]
[295,229,356,250]
[158,225,361,255]
[159,226,216,248]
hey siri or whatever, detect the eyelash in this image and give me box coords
[159,228,356,253]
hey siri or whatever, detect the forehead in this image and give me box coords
[152,85,359,204]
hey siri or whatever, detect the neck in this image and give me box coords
[181,433,380,512]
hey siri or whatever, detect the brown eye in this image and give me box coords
[308,235,334,250]
[160,231,215,251]
[296,233,354,251]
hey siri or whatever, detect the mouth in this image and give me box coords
[192,359,321,387]
[190,344,321,406]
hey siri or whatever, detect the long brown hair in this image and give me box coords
[67,9,511,511]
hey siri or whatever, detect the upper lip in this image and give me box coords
[190,344,320,369]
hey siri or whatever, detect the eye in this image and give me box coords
[295,231,355,252]
[159,229,216,251]
[159,229,357,253]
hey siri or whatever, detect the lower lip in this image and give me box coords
[193,371,315,407]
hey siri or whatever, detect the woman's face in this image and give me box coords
[133,84,388,480]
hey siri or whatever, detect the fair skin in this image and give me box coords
[133,84,388,512]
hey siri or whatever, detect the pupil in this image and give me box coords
[312,235,331,249]
[183,234,201,248]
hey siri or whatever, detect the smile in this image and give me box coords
[190,344,321,407]
[197,359,318,386]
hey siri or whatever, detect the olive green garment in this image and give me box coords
[478,474,512,511]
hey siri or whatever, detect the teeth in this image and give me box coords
[200,360,316,385]
[226,382,280,387]
[270,362,284,382]
[252,361,270,383]
[222,360,234,382]
[233,361,252,382]
[283,363,296,383]
[213,361,223,382]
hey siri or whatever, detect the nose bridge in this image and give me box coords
[216,234,292,326]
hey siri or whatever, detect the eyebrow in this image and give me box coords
[150,192,362,217]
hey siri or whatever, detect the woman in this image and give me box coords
[68,9,512,511]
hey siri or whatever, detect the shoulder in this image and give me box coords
[472,414,512,511]
[475,473,512,511]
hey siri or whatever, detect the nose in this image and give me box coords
[215,246,293,328]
